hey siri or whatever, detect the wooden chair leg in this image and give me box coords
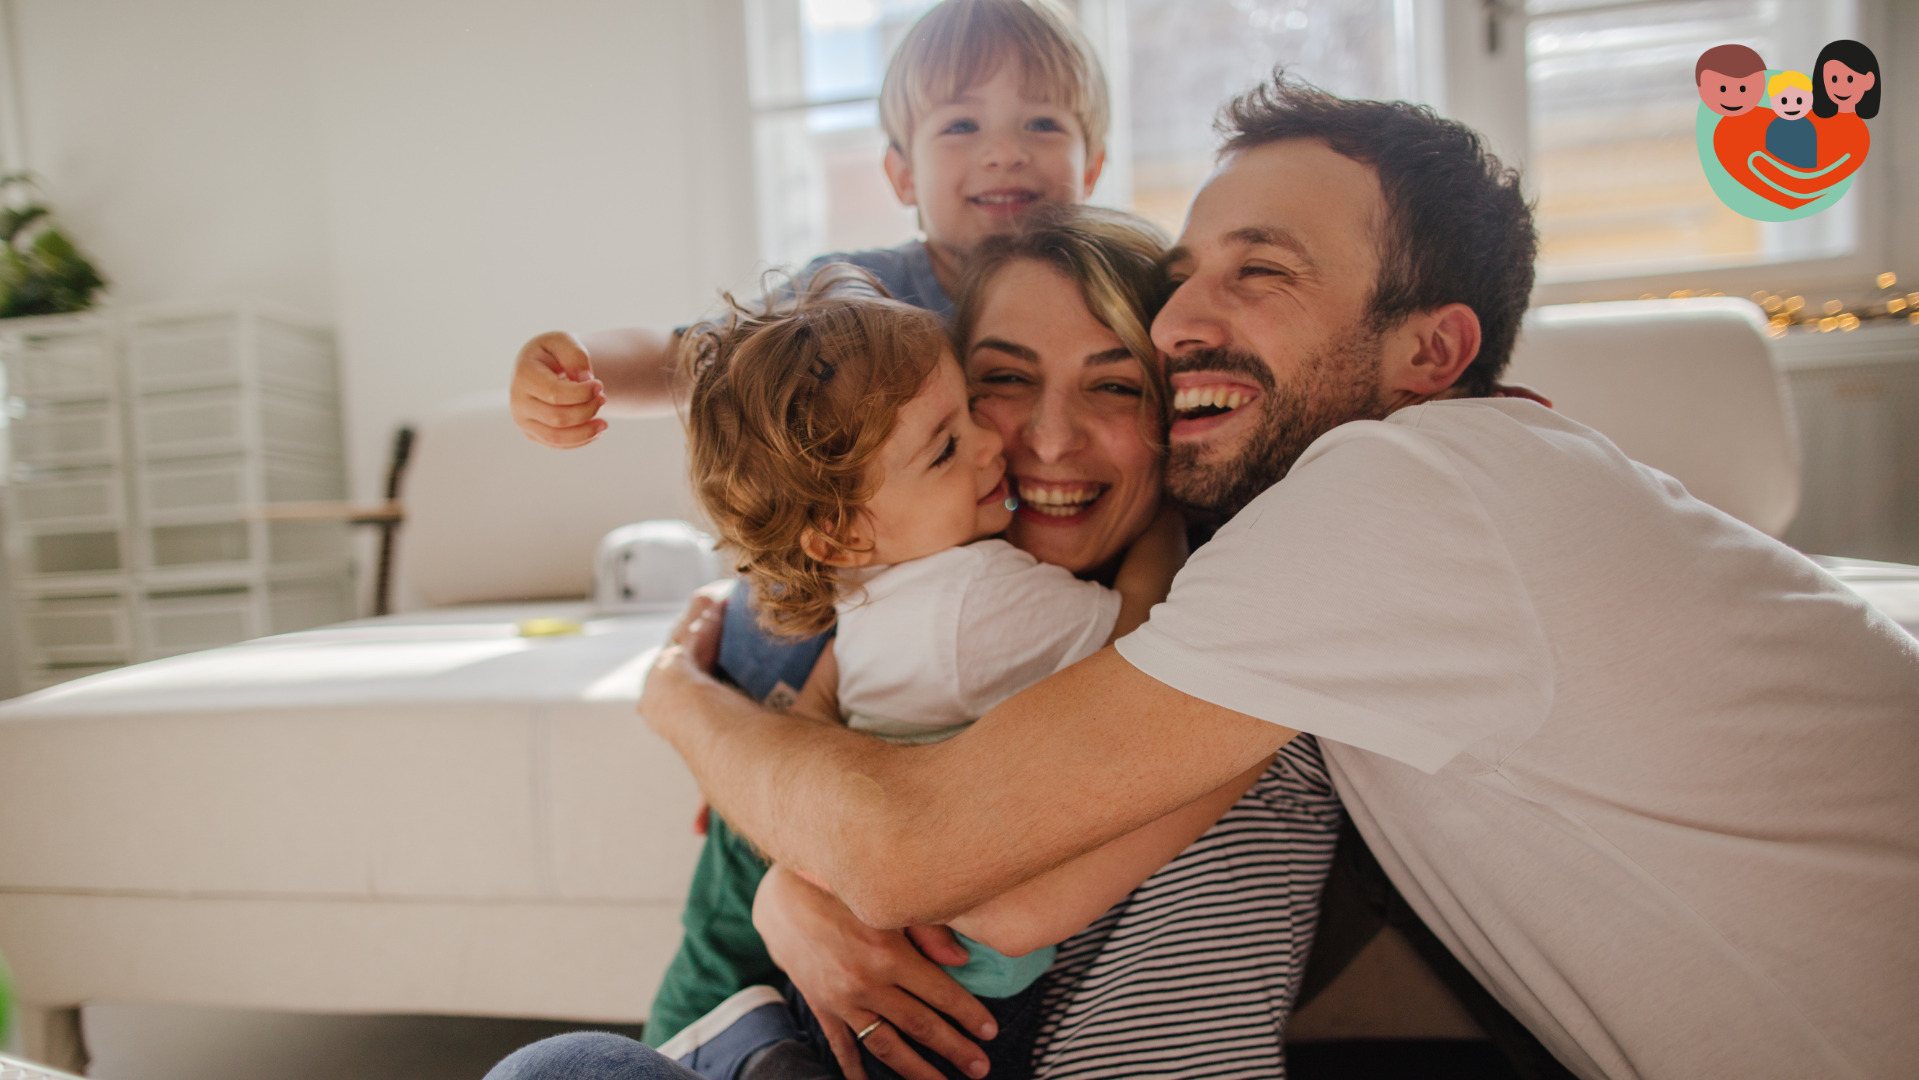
[16,1004,87,1074]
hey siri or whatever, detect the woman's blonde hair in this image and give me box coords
[952,205,1172,437]
[880,0,1109,160]
[679,267,947,639]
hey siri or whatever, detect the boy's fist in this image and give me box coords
[512,331,609,448]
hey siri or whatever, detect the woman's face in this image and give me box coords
[1822,58,1874,114]
[966,259,1163,575]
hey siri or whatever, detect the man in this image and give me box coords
[642,79,1919,1079]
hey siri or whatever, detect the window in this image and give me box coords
[745,0,940,270]
[1525,0,1860,282]
[1119,0,1426,236]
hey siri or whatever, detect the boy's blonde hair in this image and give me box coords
[679,267,948,639]
[880,0,1109,160]
[1769,70,1811,96]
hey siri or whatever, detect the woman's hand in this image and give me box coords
[754,864,997,1080]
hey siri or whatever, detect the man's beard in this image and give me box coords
[1166,321,1391,519]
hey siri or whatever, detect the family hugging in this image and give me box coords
[491,3,1919,1079]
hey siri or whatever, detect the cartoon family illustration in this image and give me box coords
[1695,39,1881,221]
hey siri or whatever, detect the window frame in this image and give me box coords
[1457,0,1903,305]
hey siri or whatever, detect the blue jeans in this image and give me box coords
[484,1032,701,1080]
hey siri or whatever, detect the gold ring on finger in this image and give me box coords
[855,1019,885,1042]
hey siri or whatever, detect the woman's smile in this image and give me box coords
[1013,478,1108,523]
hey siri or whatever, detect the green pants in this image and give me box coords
[644,812,780,1047]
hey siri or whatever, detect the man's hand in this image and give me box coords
[639,585,730,735]
[512,331,609,448]
[754,864,995,1080]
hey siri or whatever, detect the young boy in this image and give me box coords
[500,0,1115,1059]
[1764,70,1817,169]
[507,0,1107,448]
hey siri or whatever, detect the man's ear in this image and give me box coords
[800,525,874,569]
[1081,148,1106,198]
[884,145,918,208]
[1382,303,1482,402]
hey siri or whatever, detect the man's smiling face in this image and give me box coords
[1697,70,1763,116]
[1152,138,1394,517]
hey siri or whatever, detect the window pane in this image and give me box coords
[1527,0,1857,280]
[754,103,922,269]
[747,0,938,268]
[1127,0,1406,236]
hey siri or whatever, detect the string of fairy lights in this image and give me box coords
[1621,272,1915,339]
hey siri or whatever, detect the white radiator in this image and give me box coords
[1773,321,1919,565]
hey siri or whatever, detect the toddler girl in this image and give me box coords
[663,266,1210,1079]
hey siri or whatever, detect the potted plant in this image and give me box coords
[0,173,106,318]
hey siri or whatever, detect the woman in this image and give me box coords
[757,209,1339,1080]
[486,208,1338,1080]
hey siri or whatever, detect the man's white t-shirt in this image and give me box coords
[1117,399,1919,1080]
[838,539,1119,743]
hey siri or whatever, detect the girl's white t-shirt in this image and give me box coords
[835,539,1120,743]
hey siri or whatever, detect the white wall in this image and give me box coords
[10,0,756,524]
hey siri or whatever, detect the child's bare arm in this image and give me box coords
[510,326,680,447]
[945,756,1270,957]
[788,639,844,727]
[1107,505,1188,642]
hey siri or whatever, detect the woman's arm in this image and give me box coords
[945,756,1270,957]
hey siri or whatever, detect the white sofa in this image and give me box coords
[2,302,1915,1070]
[0,399,711,1068]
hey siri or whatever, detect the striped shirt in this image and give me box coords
[1032,735,1342,1078]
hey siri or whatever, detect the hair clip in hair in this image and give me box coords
[810,358,837,383]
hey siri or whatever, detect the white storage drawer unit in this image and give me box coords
[0,301,355,689]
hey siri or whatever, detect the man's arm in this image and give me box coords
[945,755,1269,957]
[510,326,680,447]
[640,598,1294,928]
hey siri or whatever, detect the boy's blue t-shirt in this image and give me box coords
[800,239,954,321]
[1766,115,1818,169]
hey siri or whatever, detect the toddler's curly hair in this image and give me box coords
[679,266,947,639]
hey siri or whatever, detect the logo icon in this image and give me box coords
[1694,40,1880,222]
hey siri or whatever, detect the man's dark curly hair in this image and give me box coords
[1218,76,1538,396]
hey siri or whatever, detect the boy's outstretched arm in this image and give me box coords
[510,326,680,447]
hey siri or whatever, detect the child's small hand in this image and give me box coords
[511,331,609,448]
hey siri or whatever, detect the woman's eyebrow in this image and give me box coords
[1084,347,1133,367]
[970,337,1038,362]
